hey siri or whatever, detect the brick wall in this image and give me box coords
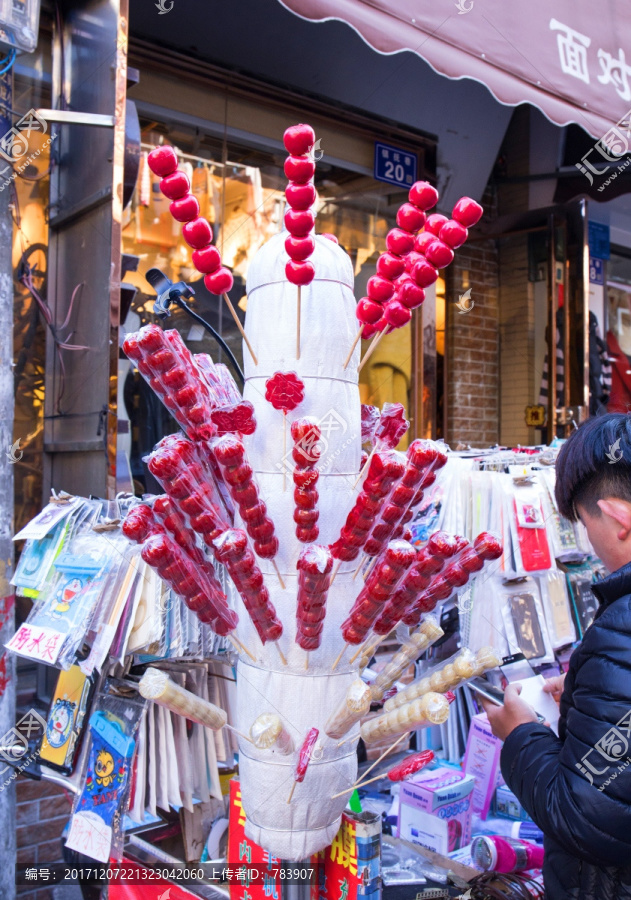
[16,776,72,900]
[446,186,500,448]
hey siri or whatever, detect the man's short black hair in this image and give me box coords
[555,413,631,521]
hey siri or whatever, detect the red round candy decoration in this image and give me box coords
[141,533,171,566]
[294,468,319,489]
[459,547,485,573]
[286,260,315,286]
[204,267,234,295]
[473,531,503,560]
[396,202,426,234]
[397,281,425,310]
[297,526,319,543]
[138,325,164,353]
[425,239,454,269]
[265,371,305,412]
[192,245,221,274]
[147,145,178,177]
[414,232,435,255]
[122,506,155,543]
[175,385,197,408]
[170,195,200,223]
[428,531,460,558]
[255,537,279,559]
[285,235,315,261]
[283,123,316,157]
[211,401,257,436]
[290,416,321,444]
[383,299,412,329]
[148,348,176,372]
[286,181,316,210]
[284,155,316,184]
[404,251,424,274]
[408,181,439,211]
[443,562,469,587]
[439,219,468,249]
[377,251,406,280]
[425,213,449,236]
[160,171,190,200]
[356,297,383,325]
[122,336,142,361]
[453,197,483,228]
[285,208,315,237]
[182,217,213,250]
[162,365,187,390]
[213,435,245,466]
[386,228,415,256]
[362,322,379,340]
[411,258,439,288]
[367,274,395,303]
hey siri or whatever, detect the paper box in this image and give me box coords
[398,766,475,855]
[493,784,530,821]
[463,712,503,820]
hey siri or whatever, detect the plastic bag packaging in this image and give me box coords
[368,616,444,701]
[65,689,146,862]
[139,667,227,729]
[539,569,576,649]
[250,713,295,754]
[12,517,70,593]
[324,680,372,740]
[500,576,555,665]
[384,646,501,711]
[361,691,450,743]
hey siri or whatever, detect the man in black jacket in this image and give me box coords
[482,413,631,899]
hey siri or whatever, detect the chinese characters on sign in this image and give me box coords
[374,142,417,189]
[550,18,631,102]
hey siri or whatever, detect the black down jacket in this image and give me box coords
[500,562,631,899]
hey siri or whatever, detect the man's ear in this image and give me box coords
[597,499,631,539]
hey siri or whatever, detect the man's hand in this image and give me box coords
[542,673,566,705]
[480,683,538,741]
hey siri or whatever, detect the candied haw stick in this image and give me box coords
[334,748,436,798]
[123,324,216,439]
[332,540,416,671]
[354,403,409,488]
[146,434,231,548]
[296,545,333,668]
[212,435,285,589]
[139,531,240,641]
[147,145,257,364]
[292,417,321,544]
[287,726,319,804]
[213,529,285,663]
[329,450,405,584]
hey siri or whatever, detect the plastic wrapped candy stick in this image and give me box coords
[368,616,444,701]
[387,750,435,782]
[340,541,417,647]
[384,646,501,711]
[329,451,406,566]
[146,433,231,546]
[296,545,333,657]
[374,403,409,450]
[121,503,161,544]
[140,532,238,637]
[250,713,294,755]
[287,727,320,803]
[324,680,372,740]
[292,418,321,544]
[139,668,227,730]
[212,435,284,585]
[362,440,448,559]
[360,691,450,743]
[361,405,380,446]
[195,355,257,436]
[123,325,216,440]
[212,529,285,660]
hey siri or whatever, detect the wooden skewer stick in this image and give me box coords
[363,557,378,581]
[352,555,366,581]
[358,329,387,375]
[304,652,309,671]
[331,644,348,672]
[222,293,258,364]
[287,780,298,804]
[296,286,301,360]
[275,642,288,666]
[353,447,374,489]
[224,723,255,744]
[348,638,372,665]
[337,732,360,747]
[331,772,387,798]
[342,325,364,370]
[227,635,257,663]
[329,559,342,586]
[272,559,286,590]
[330,732,411,799]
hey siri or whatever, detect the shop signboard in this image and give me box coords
[374,142,417,188]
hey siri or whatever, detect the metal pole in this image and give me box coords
[0,63,16,900]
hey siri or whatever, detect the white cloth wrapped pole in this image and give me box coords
[360,691,449,743]
[235,234,362,859]
[139,668,227,730]
[384,646,501,711]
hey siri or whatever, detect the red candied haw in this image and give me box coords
[254,537,279,559]
[147,348,176,372]
[122,336,142,360]
[285,234,315,261]
[297,526,319,543]
[223,462,253,487]
[294,468,319,489]
[286,181,316,210]
[214,435,246,466]
[162,366,187,390]
[367,274,395,303]
[452,197,483,228]
[286,260,315,285]
[231,481,259,508]
[459,548,484,572]
[141,533,172,565]
[283,123,316,156]
[439,219,468,249]
[147,145,178,177]
[285,208,315,237]
[294,508,319,527]
[240,501,267,525]
[386,227,415,256]
[425,239,454,269]
[377,251,406,280]
[170,195,200,223]
[249,519,275,541]
[204,267,234,295]
[182,217,213,250]
[408,181,439,211]
[284,155,316,183]
[192,245,221,274]
[397,202,426,233]
[356,297,383,325]
[294,487,318,509]
[160,170,190,200]
[425,213,449,236]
